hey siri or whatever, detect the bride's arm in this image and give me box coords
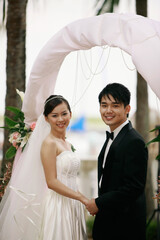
[41,139,88,205]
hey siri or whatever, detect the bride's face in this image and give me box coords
[45,102,72,132]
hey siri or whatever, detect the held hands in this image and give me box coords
[85,198,99,216]
[77,191,99,216]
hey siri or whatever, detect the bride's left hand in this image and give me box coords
[77,191,89,205]
[86,198,99,216]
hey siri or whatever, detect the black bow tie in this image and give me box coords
[106,131,114,140]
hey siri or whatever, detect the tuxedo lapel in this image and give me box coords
[98,138,108,183]
[103,122,132,169]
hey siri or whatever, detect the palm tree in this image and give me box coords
[95,0,153,218]
[0,0,27,182]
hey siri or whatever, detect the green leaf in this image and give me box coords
[13,111,24,122]
[146,135,160,146]
[71,144,76,152]
[0,126,10,130]
[5,116,18,127]
[5,146,17,159]
[6,106,24,122]
[150,126,160,132]
[6,106,21,114]
[15,113,24,122]
[2,0,6,23]
[156,154,160,160]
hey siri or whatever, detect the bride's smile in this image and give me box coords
[45,102,72,137]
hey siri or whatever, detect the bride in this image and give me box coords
[0,94,88,240]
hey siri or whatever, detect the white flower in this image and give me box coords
[20,132,31,148]
[9,132,21,144]
[16,89,25,102]
[14,124,20,128]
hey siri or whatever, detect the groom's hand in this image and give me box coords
[86,199,99,216]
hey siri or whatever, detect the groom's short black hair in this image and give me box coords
[98,83,131,107]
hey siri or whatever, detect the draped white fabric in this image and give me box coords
[0,115,50,239]
[22,13,160,124]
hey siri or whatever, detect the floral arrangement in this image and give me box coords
[0,90,36,200]
[152,176,160,203]
[2,89,36,159]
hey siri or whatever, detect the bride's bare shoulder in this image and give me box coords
[41,135,57,150]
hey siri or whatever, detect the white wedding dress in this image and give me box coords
[39,150,87,240]
[0,116,87,240]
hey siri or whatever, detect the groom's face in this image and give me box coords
[99,94,130,131]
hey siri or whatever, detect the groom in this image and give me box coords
[86,83,148,240]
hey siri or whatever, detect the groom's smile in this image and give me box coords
[99,94,130,131]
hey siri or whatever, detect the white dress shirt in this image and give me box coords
[99,119,129,188]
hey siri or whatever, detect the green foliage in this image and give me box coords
[4,116,17,127]
[5,146,17,160]
[0,105,32,160]
[71,144,76,152]
[147,135,160,145]
[146,220,157,240]
[2,0,6,23]
[6,106,24,122]
[86,216,95,237]
[3,106,25,130]
[96,0,120,15]
[146,126,160,160]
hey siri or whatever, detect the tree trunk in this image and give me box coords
[1,0,27,177]
[136,73,149,140]
[136,0,154,219]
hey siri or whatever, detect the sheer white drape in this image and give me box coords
[0,115,50,240]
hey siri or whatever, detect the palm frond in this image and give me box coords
[96,0,120,15]
[2,0,6,22]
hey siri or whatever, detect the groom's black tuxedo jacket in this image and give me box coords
[92,121,148,240]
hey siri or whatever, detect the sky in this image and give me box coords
[0,0,160,119]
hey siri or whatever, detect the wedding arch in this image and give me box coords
[22,13,160,124]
